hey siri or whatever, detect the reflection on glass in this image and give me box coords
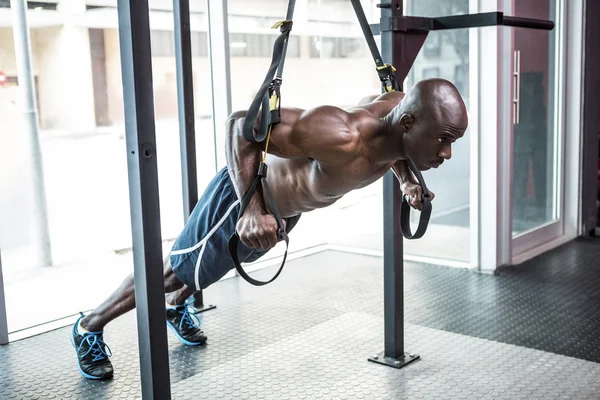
[0,2,215,332]
[512,0,558,236]
[226,0,383,255]
[403,0,471,262]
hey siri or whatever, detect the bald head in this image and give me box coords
[398,78,468,128]
[387,78,468,171]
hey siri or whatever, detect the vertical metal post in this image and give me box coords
[368,0,420,369]
[173,0,216,312]
[207,0,233,169]
[116,0,171,398]
[581,0,600,234]
[0,251,8,345]
[10,0,53,267]
[174,0,198,221]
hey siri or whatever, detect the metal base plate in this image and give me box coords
[368,351,420,369]
[193,304,216,314]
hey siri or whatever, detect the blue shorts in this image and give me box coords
[170,167,301,290]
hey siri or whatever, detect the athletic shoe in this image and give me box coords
[70,314,114,380]
[166,297,207,346]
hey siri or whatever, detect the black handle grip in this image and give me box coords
[502,16,554,31]
[399,158,432,239]
[400,193,432,239]
[228,231,289,287]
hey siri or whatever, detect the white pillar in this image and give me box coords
[34,0,96,130]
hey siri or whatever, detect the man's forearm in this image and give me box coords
[225,112,266,212]
[391,160,415,184]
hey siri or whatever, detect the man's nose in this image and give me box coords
[439,145,452,160]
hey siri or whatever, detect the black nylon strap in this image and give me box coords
[230,1,296,286]
[399,158,432,239]
[350,0,400,92]
[228,163,289,286]
[350,0,431,239]
[241,2,296,143]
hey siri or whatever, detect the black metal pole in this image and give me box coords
[363,0,554,371]
[116,0,171,398]
[368,0,419,369]
[173,0,198,221]
[172,0,216,313]
[383,3,404,359]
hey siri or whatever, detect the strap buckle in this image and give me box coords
[376,64,399,92]
[268,78,283,125]
[272,20,293,32]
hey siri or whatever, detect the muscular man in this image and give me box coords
[71,78,468,379]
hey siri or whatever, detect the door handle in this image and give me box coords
[513,50,521,125]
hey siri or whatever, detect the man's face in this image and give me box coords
[402,117,466,171]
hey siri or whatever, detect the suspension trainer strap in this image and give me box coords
[350,0,431,239]
[241,0,296,143]
[229,1,296,286]
[349,0,400,93]
[228,163,290,286]
[400,159,432,239]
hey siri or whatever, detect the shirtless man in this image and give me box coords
[70,78,468,380]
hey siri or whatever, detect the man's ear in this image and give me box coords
[400,114,415,132]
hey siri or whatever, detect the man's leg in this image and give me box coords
[79,257,190,332]
[71,255,205,380]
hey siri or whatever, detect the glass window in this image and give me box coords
[403,0,472,263]
[227,0,383,259]
[511,0,559,236]
[229,33,299,58]
[0,3,215,333]
[309,36,367,58]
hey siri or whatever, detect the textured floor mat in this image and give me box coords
[1,239,599,398]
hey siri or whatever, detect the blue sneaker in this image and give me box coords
[166,297,207,346]
[70,314,114,380]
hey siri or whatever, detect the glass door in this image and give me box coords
[509,0,565,257]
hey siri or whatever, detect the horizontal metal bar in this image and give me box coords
[378,12,555,33]
[431,12,554,31]
[431,12,502,30]
[502,15,555,30]
[380,15,432,32]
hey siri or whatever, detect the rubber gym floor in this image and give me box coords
[1,237,599,399]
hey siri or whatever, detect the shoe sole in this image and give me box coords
[166,321,207,346]
[70,330,113,380]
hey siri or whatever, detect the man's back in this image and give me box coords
[231,91,407,218]
[226,78,468,251]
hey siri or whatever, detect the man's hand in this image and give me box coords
[236,208,287,250]
[400,181,435,211]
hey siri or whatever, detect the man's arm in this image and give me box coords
[224,105,359,249]
[392,160,435,210]
[224,110,267,213]
[391,160,415,184]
